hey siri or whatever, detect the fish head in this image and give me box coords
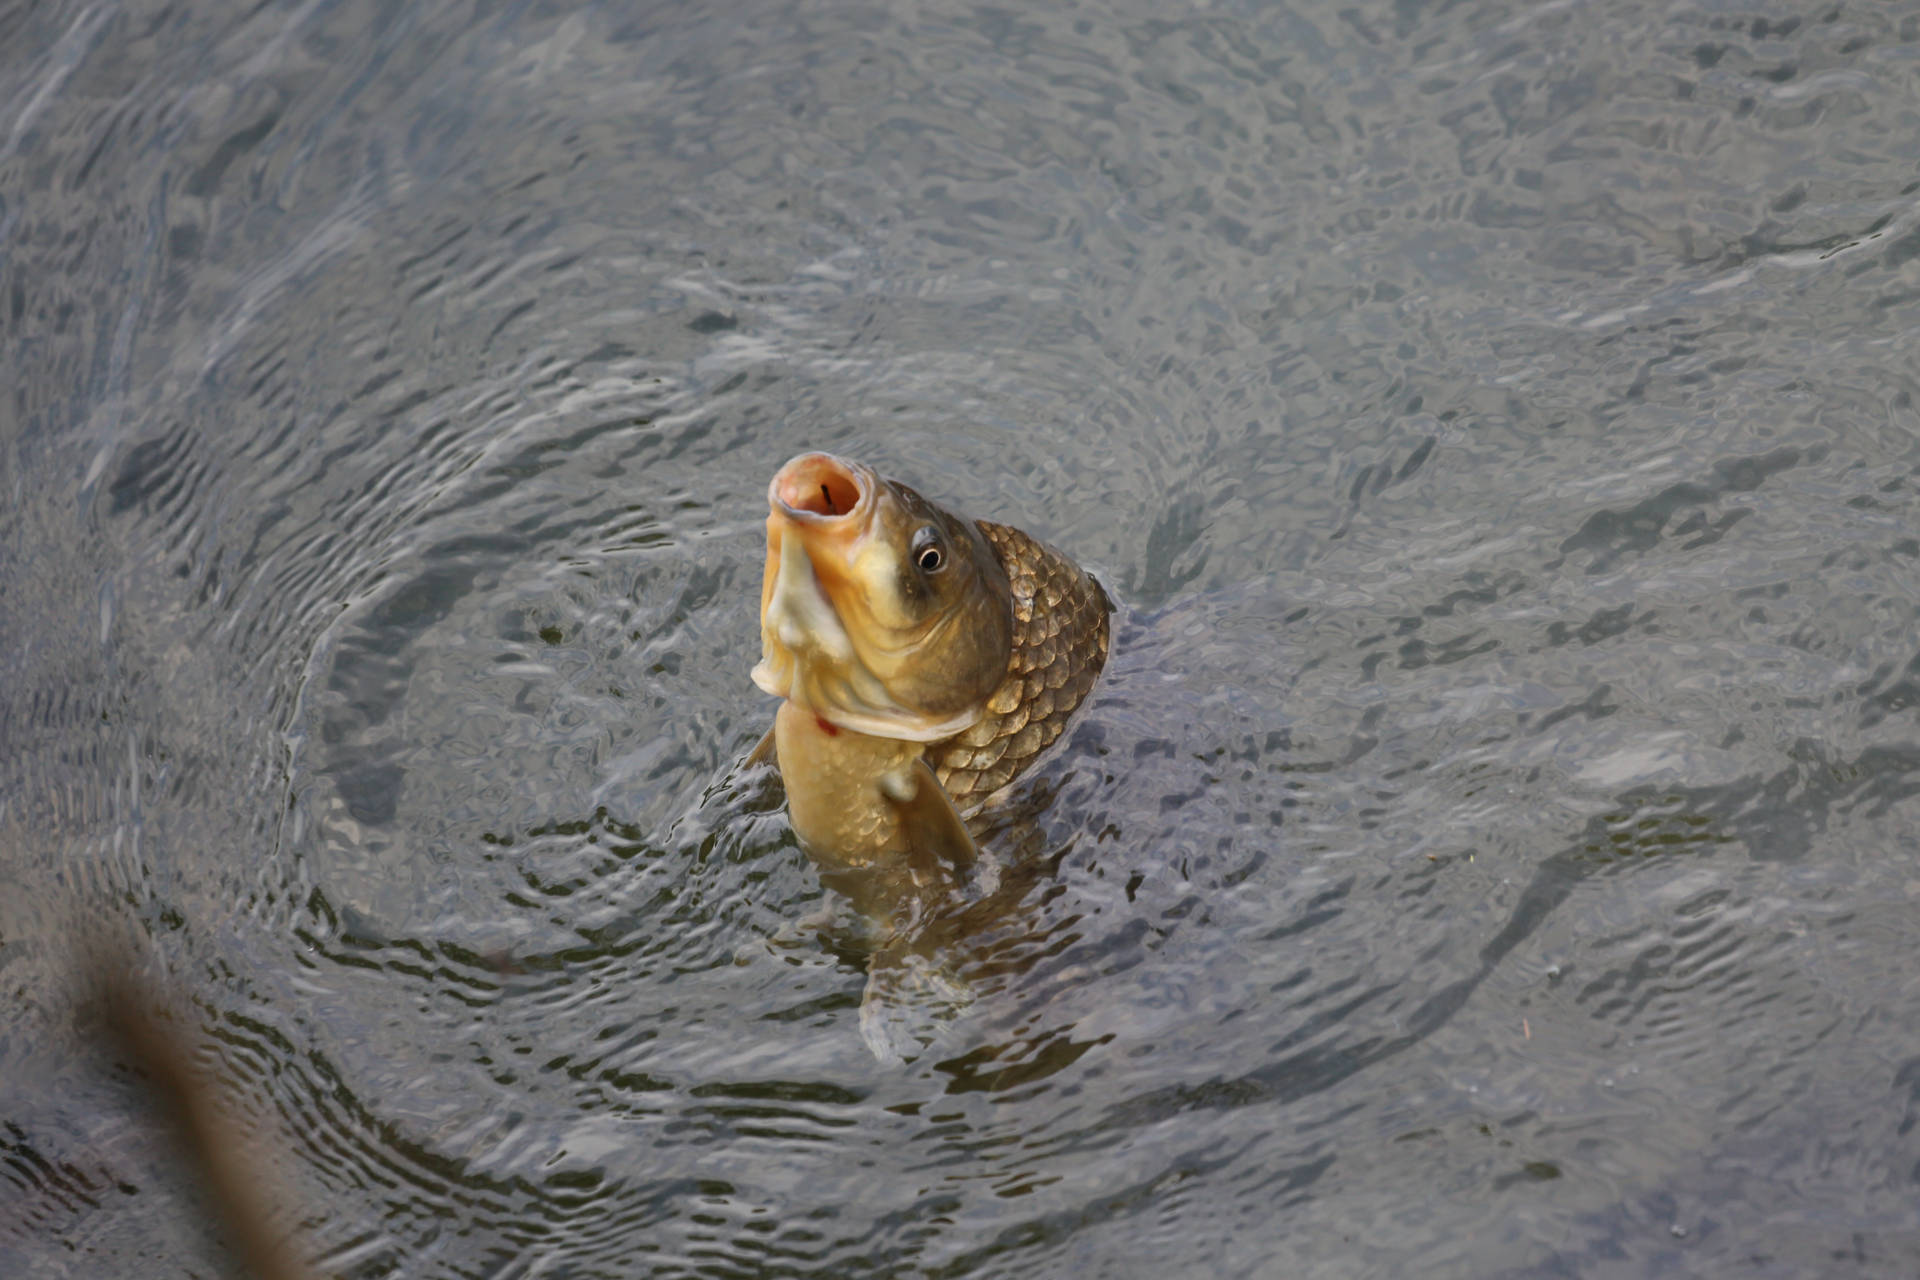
[753,452,1013,740]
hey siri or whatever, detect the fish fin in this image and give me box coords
[890,758,979,874]
[744,725,778,768]
[859,944,974,1064]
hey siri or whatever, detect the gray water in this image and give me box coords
[5,0,1920,1275]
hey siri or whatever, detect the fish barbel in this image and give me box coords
[751,451,1108,958]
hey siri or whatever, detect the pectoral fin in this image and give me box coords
[744,724,778,768]
[888,758,979,873]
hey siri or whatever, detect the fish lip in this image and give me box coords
[756,452,871,710]
[768,452,875,527]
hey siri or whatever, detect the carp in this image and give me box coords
[749,452,1108,1056]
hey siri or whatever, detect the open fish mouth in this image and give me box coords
[769,452,871,525]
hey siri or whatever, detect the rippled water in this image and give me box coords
[6,0,1920,1275]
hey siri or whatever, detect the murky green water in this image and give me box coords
[6,0,1920,1275]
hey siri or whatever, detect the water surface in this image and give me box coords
[6,0,1920,1275]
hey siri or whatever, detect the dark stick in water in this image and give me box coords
[89,955,321,1280]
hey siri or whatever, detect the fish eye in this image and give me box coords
[912,528,945,573]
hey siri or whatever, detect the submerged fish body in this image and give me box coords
[751,451,1109,1049]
